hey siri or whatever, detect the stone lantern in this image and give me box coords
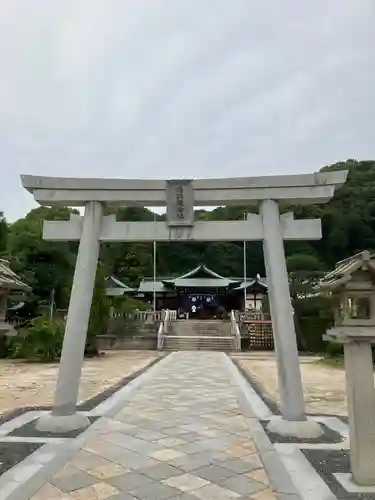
[320,250,375,487]
[0,259,30,337]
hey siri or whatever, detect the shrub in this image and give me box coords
[326,342,344,357]
[294,295,335,352]
[0,335,8,358]
[7,315,64,362]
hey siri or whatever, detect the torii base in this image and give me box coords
[267,415,323,439]
[35,412,90,434]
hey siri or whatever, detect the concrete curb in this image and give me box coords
[223,354,302,499]
[231,356,281,415]
[247,417,302,498]
[4,440,85,500]
[275,444,338,500]
[222,354,273,420]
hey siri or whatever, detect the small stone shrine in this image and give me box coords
[320,250,375,486]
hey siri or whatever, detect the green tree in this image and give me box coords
[287,254,323,299]
[85,260,110,355]
[286,253,324,351]
[0,211,7,255]
[87,261,110,337]
[6,206,78,309]
[7,315,64,361]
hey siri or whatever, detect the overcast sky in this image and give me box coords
[0,1,374,221]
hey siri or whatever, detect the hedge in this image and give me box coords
[295,295,335,353]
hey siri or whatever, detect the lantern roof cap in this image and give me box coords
[319,251,375,290]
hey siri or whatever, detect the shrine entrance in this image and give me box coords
[187,294,217,318]
[21,171,347,435]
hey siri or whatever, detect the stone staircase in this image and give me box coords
[162,319,235,351]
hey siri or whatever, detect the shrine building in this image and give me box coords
[106,264,267,318]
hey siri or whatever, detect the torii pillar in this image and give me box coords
[36,201,103,432]
[260,200,322,437]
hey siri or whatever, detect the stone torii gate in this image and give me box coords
[21,171,347,435]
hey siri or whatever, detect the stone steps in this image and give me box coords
[163,319,234,351]
[173,320,230,337]
[163,335,235,352]
[170,330,229,337]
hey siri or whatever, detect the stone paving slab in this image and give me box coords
[0,352,316,500]
[11,352,284,500]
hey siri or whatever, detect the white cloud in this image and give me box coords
[0,0,374,220]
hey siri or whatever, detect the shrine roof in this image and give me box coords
[174,264,225,280]
[232,276,268,291]
[165,278,238,288]
[137,280,167,293]
[0,260,30,291]
[134,264,267,294]
[105,276,136,296]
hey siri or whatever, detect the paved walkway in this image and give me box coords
[2,353,302,500]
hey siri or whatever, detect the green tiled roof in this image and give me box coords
[105,276,136,296]
[233,277,268,290]
[176,264,225,280]
[138,281,166,293]
[171,278,239,288]
[134,264,267,294]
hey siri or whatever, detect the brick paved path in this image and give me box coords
[31,352,278,499]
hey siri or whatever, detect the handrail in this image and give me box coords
[157,321,164,350]
[157,309,177,350]
[230,310,242,351]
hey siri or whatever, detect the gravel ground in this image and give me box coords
[0,351,159,416]
[236,354,350,415]
[0,442,42,477]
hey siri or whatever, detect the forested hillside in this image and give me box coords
[1,159,374,310]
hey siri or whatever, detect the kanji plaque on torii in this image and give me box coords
[166,180,194,227]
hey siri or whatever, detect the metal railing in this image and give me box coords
[230,310,242,351]
[157,309,176,350]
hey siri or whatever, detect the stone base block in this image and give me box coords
[267,415,324,439]
[35,412,90,433]
[335,473,375,491]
